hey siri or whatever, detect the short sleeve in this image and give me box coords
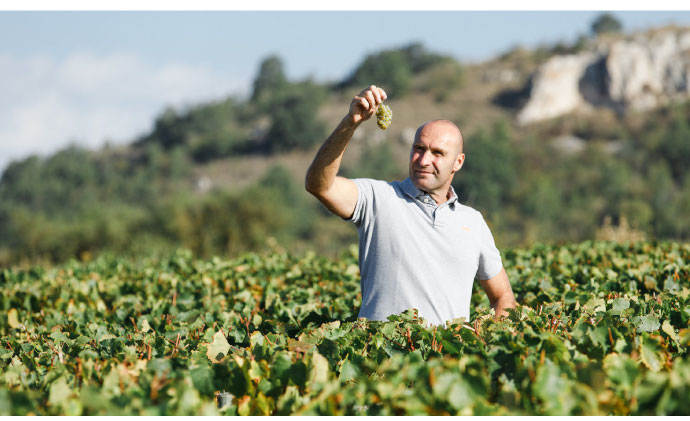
[475,213,503,280]
[344,178,374,227]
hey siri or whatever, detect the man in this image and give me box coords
[305,85,517,326]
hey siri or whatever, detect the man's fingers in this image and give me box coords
[351,85,388,122]
[370,85,387,104]
[354,96,370,111]
[370,86,382,105]
[364,91,376,110]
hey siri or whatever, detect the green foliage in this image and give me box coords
[400,42,450,74]
[452,120,516,217]
[0,241,689,414]
[341,42,451,98]
[261,80,328,153]
[591,13,623,35]
[342,142,403,182]
[655,106,690,182]
[251,55,289,107]
[349,49,413,98]
[172,165,318,257]
[0,142,194,264]
[420,59,464,102]
[137,99,246,162]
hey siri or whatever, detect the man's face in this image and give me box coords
[409,121,464,194]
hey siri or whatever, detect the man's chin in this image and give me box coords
[411,175,434,191]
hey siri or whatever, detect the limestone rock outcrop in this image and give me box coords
[517,27,690,125]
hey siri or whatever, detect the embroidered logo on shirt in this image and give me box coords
[460,226,471,232]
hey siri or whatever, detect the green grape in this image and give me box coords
[376,104,392,130]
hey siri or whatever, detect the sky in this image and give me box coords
[2,9,690,173]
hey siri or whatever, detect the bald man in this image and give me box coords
[305,85,516,326]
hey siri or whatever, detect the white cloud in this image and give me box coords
[0,52,246,173]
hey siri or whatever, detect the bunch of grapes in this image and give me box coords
[376,104,392,130]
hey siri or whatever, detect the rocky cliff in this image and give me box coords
[517,27,690,125]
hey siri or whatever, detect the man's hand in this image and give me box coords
[479,268,517,319]
[347,85,387,126]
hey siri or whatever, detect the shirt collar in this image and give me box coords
[401,177,459,205]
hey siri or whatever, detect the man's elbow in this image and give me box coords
[304,176,323,198]
[304,170,319,195]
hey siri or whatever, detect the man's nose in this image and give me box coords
[418,151,432,167]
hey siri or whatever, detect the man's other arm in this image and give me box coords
[479,268,517,318]
[305,85,386,218]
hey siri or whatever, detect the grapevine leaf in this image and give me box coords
[587,325,608,349]
[309,351,330,385]
[663,276,679,293]
[7,309,21,329]
[190,366,215,395]
[98,333,117,342]
[661,320,678,341]
[583,298,606,314]
[441,339,460,355]
[338,359,358,382]
[250,331,264,348]
[206,331,231,363]
[276,385,301,415]
[49,377,72,407]
[237,395,251,416]
[287,339,314,354]
[380,323,397,338]
[50,331,72,346]
[141,319,152,333]
[271,353,293,386]
[639,340,662,372]
[288,361,307,389]
[603,353,639,391]
[634,315,660,333]
[533,359,576,415]
[448,380,473,411]
[248,360,265,383]
[609,298,630,315]
[679,328,690,346]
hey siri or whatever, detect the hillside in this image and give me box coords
[2,26,690,266]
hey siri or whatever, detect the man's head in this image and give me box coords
[409,120,465,198]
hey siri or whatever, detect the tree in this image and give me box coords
[452,121,516,217]
[590,13,622,36]
[262,81,327,153]
[339,42,451,98]
[400,42,448,74]
[346,49,413,98]
[657,105,690,182]
[251,55,289,106]
[143,107,187,150]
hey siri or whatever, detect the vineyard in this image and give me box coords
[1,241,689,415]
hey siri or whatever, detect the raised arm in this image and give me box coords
[305,85,387,219]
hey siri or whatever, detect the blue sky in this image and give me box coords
[2,10,690,172]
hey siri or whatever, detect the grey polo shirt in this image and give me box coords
[346,177,503,326]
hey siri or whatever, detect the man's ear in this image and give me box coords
[453,153,465,173]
